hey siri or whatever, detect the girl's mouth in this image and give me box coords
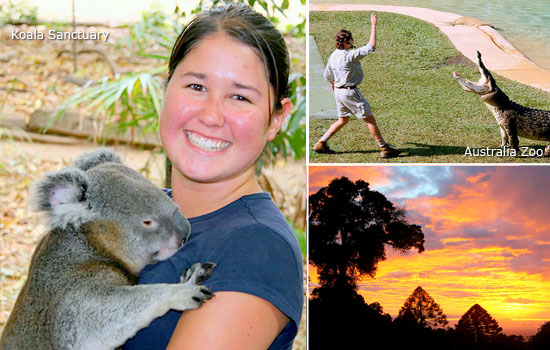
[186,131,231,152]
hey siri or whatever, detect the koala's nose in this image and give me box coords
[172,209,191,245]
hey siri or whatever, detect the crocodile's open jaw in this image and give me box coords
[452,50,495,95]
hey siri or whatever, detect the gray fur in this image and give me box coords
[72,148,122,170]
[0,149,214,350]
[453,51,550,157]
[29,167,96,229]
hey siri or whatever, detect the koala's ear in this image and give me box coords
[72,148,122,171]
[29,168,96,229]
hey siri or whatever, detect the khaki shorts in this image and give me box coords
[334,87,372,119]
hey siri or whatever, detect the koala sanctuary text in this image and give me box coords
[11,29,110,42]
[0,149,214,350]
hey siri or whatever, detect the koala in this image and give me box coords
[0,149,214,350]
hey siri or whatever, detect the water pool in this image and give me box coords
[311,0,550,70]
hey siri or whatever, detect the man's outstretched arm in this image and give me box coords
[369,12,377,48]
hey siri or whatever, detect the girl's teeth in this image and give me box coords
[187,131,230,152]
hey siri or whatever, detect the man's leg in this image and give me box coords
[313,117,349,153]
[363,114,401,158]
[320,117,349,141]
[363,115,385,147]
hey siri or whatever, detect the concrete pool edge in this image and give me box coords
[310,4,550,93]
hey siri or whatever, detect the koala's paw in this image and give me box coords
[181,262,216,285]
[191,285,214,306]
[175,283,213,310]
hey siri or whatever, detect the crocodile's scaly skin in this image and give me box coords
[453,51,550,157]
[510,101,550,140]
[480,90,550,149]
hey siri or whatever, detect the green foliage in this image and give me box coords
[269,73,306,160]
[309,11,550,163]
[0,0,38,25]
[123,7,184,61]
[53,0,305,165]
[51,67,165,139]
[288,219,306,258]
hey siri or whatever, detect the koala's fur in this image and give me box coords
[0,149,214,350]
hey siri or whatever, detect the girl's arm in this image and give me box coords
[166,291,289,349]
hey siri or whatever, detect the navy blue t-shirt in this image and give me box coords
[124,192,303,350]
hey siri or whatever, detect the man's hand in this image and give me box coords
[371,12,378,26]
[331,82,334,92]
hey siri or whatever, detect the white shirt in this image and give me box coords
[323,43,375,88]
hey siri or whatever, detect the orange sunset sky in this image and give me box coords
[309,166,550,336]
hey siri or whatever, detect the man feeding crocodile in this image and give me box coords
[312,12,401,159]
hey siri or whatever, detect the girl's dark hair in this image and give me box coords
[335,29,353,49]
[167,3,290,112]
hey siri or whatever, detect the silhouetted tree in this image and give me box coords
[530,321,550,350]
[456,304,502,342]
[396,286,449,329]
[491,334,527,350]
[309,177,425,294]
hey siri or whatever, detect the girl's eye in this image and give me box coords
[188,84,206,92]
[232,95,250,103]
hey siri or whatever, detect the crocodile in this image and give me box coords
[453,51,550,157]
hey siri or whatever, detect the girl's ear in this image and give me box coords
[267,97,292,141]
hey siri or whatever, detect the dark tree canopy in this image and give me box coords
[396,286,449,329]
[309,177,425,292]
[456,304,502,342]
[530,321,550,350]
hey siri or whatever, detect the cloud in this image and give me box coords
[505,298,535,304]
[441,237,475,245]
[395,167,550,277]
[383,271,415,279]
[355,245,550,322]
[308,166,391,194]
[375,166,455,200]
[309,166,550,333]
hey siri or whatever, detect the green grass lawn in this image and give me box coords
[309,11,550,163]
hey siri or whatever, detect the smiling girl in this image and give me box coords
[124,4,303,350]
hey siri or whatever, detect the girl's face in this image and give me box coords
[160,33,289,184]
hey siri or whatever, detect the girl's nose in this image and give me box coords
[197,94,225,127]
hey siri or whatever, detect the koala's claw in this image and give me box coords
[196,262,215,284]
[191,286,214,305]
[181,262,216,285]
[202,287,213,297]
